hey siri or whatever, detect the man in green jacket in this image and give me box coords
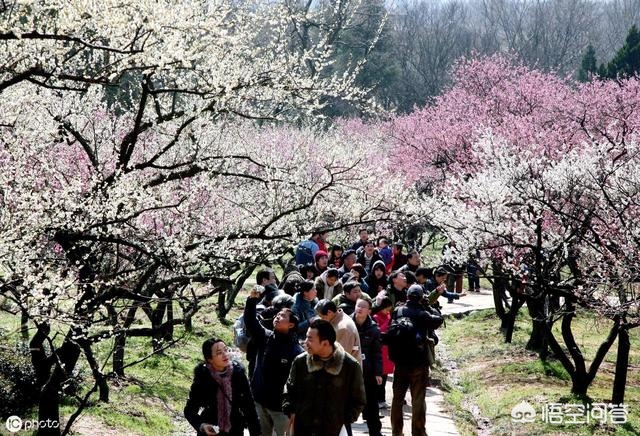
[282,319,366,436]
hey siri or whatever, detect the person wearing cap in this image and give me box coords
[390,285,444,436]
[311,250,329,278]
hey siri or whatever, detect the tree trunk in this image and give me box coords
[80,340,109,403]
[165,299,174,343]
[504,293,524,343]
[151,301,168,353]
[525,297,546,352]
[37,336,82,436]
[612,326,630,404]
[112,305,139,377]
[560,307,588,397]
[21,308,29,340]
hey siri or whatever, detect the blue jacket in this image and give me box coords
[292,292,318,336]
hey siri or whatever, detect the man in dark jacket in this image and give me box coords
[283,319,366,436]
[337,249,357,278]
[244,288,304,436]
[389,285,444,436]
[398,249,421,274]
[386,271,408,307]
[356,240,384,275]
[256,268,283,307]
[184,338,260,436]
[332,280,364,315]
[352,298,383,436]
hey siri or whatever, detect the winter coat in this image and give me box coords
[372,311,394,375]
[385,284,407,307]
[390,300,443,367]
[352,314,382,378]
[365,260,389,295]
[243,297,304,411]
[291,292,318,336]
[315,271,343,300]
[282,342,366,436]
[357,250,384,275]
[331,291,372,316]
[389,252,408,273]
[332,293,356,316]
[184,360,260,436]
[259,283,283,308]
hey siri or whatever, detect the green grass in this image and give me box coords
[0,291,248,435]
[439,309,640,436]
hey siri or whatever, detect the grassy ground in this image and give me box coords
[0,293,247,435]
[439,309,640,436]
[3,283,638,436]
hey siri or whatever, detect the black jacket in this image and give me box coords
[244,297,304,411]
[357,251,384,274]
[390,300,443,367]
[184,361,260,436]
[259,283,283,307]
[352,314,383,378]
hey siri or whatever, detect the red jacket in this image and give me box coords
[372,311,394,375]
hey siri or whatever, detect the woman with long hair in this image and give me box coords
[184,338,260,436]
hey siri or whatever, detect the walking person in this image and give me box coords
[184,338,260,436]
[244,288,304,436]
[352,298,384,436]
[282,319,366,436]
[372,296,394,409]
[388,286,444,436]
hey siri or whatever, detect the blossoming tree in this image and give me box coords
[389,54,640,401]
[0,1,414,433]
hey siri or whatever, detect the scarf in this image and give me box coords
[207,362,233,433]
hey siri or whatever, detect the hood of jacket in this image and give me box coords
[371,260,386,273]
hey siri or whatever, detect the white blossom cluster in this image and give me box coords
[428,133,640,322]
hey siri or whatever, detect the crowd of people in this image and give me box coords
[184,229,482,436]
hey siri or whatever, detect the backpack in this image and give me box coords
[385,308,425,364]
[233,314,251,352]
[295,239,318,265]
